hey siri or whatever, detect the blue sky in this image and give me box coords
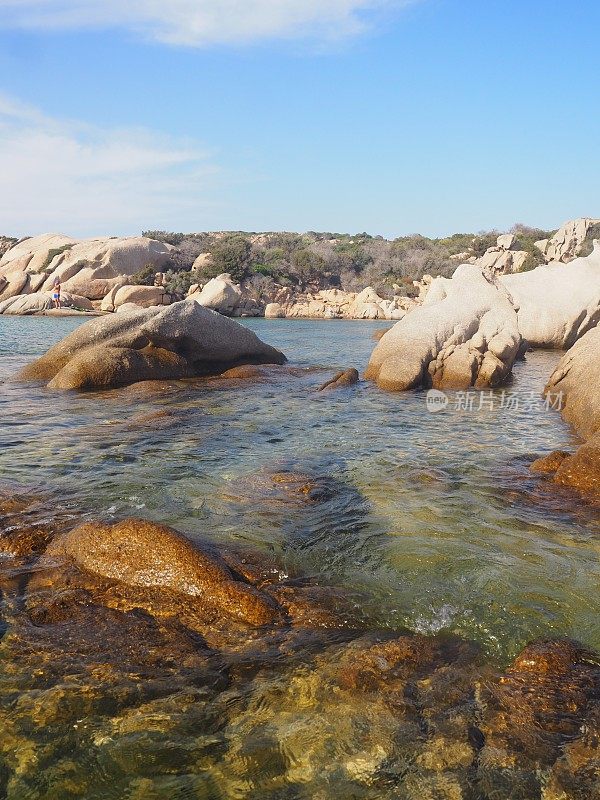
[0,0,598,238]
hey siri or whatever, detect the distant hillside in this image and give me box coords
[142,225,556,298]
[0,236,18,259]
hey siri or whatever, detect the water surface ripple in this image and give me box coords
[0,315,599,798]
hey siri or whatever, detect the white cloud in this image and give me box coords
[0,0,411,46]
[0,93,221,237]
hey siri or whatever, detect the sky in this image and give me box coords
[0,0,598,239]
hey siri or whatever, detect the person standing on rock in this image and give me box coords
[52,280,61,309]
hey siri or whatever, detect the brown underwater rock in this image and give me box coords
[43,518,282,627]
[530,435,600,502]
[0,489,73,557]
[477,638,600,796]
[16,299,286,390]
[530,450,571,474]
[553,433,600,497]
[317,368,359,391]
[223,469,339,507]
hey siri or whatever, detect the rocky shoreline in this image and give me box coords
[1,217,599,320]
[2,216,600,797]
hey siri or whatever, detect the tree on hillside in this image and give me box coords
[203,235,252,282]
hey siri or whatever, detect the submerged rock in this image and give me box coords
[0,601,225,799]
[477,638,600,797]
[530,450,571,474]
[211,630,483,799]
[0,489,73,557]
[317,368,359,391]
[16,299,286,390]
[42,518,282,627]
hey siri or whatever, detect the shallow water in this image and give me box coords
[0,315,599,798]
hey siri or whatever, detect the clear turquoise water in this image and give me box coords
[0,315,597,662]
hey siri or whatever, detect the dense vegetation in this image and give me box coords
[0,236,18,259]
[142,225,557,298]
[579,223,600,258]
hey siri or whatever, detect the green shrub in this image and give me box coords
[517,252,541,272]
[252,263,275,276]
[471,233,499,257]
[130,264,158,286]
[290,248,325,285]
[578,223,600,258]
[207,235,251,282]
[163,269,198,297]
[142,230,186,246]
[40,243,73,272]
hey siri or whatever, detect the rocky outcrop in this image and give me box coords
[500,241,600,348]
[0,291,93,315]
[365,265,521,391]
[16,299,286,390]
[465,219,600,278]
[44,518,281,626]
[530,326,600,501]
[275,286,412,321]
[41,236,174,299]
[545,325,600,439]
[102,284,171,312]
[0,271,29,302]
[190,273,243,315]
[477,639,600,796]
[0,234,173,305]
[541,217,600,263]
[264,302,285,318]
[187,274,263,318]
[0,233,77,277]
[474,233,530,275]
[368,241,600,391]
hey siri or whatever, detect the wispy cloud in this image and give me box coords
[0,0,413,46]
[0,93,220,237]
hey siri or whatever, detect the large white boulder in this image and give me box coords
[264,302,285,319]
[191,273,242,315]
[0,234,174,301]
[544,218,600,263]
[112,284,171,310]
[0,234,77,278]
[348,286,387,319]
[545,325,600,440]
[17,299,286,390]
[500,241,600,348]
[40,237,174,300]
[365,265,521,391]
[0,291,93,315]
[0,271,29,301]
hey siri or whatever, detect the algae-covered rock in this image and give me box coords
[317,368,359,391]
[43,518,282,627]
[477,639,600,798]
